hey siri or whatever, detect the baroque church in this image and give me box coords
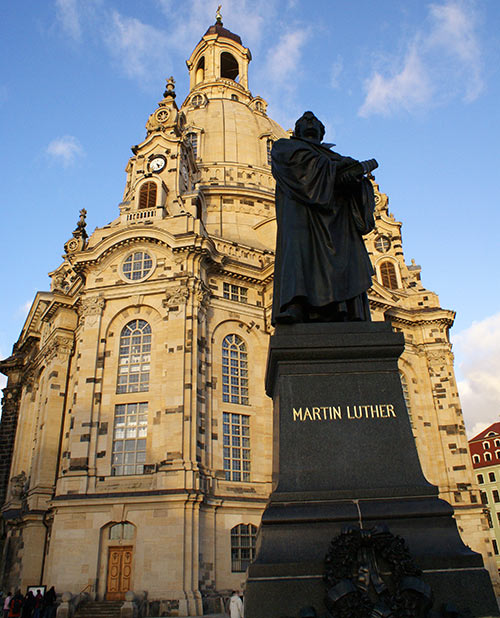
[0,14,496,615]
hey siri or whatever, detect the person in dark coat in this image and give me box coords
[7,591,23,618]
[21,591,34,618]
[271,111,377,324]
[41,588,56,618]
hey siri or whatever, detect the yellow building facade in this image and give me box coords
[0,18,496,614]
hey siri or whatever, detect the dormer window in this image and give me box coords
[255,101,263,112]
[191,94,203,108]
[380,261,398,289]
[187,133,198,158]
[221,52,239,81]
[139,181,157,209]
[195,57,205,84]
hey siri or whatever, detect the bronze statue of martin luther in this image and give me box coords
[271,111,378,325]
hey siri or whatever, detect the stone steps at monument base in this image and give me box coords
[74,601,122,618]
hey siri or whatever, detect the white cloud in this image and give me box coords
[359,0,483,116]
[262,28,309,89]
[18,301,32,318]
[103,11,171,81]
[330,56,343,89]
[46,135,84,166]
[452,312,500,436]
[55,0,82,41]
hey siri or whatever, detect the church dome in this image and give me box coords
[180,16,288,248]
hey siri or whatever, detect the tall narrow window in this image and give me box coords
[399,373,413,427]
[477,474,484,484]
[489,472,496,482]
[223,412,250,482]
[117,320,151,393]
[380,261,398,289]
[187,133,198,158]
[231,523,257,572]
[139,181,157,209]
[112,402,148,475]
[473,454,480,464]
[195,57,205,84]
[267,139,273,165]
[222,334,249,405]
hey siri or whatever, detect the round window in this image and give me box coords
[375,236,391,253]
[122,251,154,282]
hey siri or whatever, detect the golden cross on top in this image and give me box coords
[216,5,222,23]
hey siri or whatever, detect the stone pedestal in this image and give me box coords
[245,322,499,617]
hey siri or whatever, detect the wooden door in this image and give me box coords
[106,546,133,600]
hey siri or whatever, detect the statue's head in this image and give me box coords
[294,111,325,143]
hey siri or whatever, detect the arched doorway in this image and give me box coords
[102,522,136,601]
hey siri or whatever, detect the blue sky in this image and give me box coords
[1,0,499,436]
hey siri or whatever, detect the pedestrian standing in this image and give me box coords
[229,591,244,618]
[7,591,23,618]
[3,593,12,618]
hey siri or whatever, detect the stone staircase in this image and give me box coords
[74,600,122,618]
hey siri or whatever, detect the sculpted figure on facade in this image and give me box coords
[9,471,27,501]
[271,111,378,325]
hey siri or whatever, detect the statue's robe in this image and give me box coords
[271,137,375,324]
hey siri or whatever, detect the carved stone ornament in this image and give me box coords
[163,285,189,307]
[45,335,74,362]
[78,296,106,327]
[324,525,433,618]
[9,471,27,501]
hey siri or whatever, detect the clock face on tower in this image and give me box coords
[149,156,166,173]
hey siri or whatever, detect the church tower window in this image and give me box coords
[117,319,151,393]
[230,523,256,571]
[220,52,239,81]
[222,334,249,405]
[111,402,148,476]
[139,181,157,209]
[195,56,205,84]
[223,413,250,482]
[380,260,398,289]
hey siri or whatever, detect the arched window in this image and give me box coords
[139,181,157,209]
[195,57,205,84]
[222,334,249,405]
[109,522,135,540]
[221,52,239,81]
[380,261,398,289]
[472,454,480,463]
[267,139,273,165]
[231,524,257,572]
[496,450,500,459]
[495,439,500,447]
[231,94,239,101]
[399,373,413,428]
[485,452,492,461]
[117,320,151,393]
[483,441,490,449]
[187,132,198,158]
[112,402,148,476]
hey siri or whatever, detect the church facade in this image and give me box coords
[0,17,496,615]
